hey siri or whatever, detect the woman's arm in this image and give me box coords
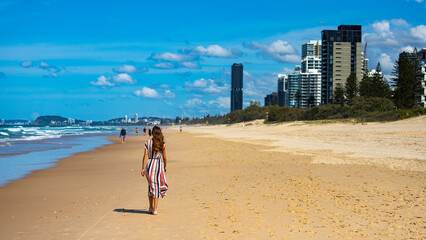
[141,148,148,176]
[163,147,167,172]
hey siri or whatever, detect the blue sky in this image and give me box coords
[0,0,425,120]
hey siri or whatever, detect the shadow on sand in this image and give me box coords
[114,208,151,214]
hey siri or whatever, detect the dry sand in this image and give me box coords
[0,118,425,239]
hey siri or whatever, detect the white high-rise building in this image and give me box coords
[135,113,138,123]
[67,118,75,125]
[278,74,287,106]
[279,40,322,109]
[0,119,4,125]
[416,48,426,108]
[125,115,128,123]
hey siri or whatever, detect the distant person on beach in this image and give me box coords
[141,125,168,215]
[120,128,126,144]
[143,127,147,136]
[136,128,139,136]
[148,127,152,137]
[180,126,182,133]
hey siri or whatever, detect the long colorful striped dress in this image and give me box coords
[144,139,168,198]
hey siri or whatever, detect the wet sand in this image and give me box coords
[0,118,425,239]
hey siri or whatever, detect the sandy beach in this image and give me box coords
[0,117,425,239]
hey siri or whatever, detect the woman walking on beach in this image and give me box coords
[141,126,168,215]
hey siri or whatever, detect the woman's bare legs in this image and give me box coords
[153,198,159,215]
[148,196,154,213]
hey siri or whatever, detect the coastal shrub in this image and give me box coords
[351,97,394,113]
[267,106,303,122]
[311,105,350,120]
[183,98,423,125]
[395,105,425,120]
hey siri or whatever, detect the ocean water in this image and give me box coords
[0,126,131,186]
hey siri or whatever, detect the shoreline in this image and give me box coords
[0,134,115,187]
[0,125,425,239]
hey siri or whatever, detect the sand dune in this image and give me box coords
[185,116,426,172]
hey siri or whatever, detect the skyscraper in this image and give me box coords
[286,66,301,107]
[300,40,322,108]
[231,63,243,112]
[264,92,277,106]
[135,113,138,123]
[321,25,362,104]
[277,74,287,106]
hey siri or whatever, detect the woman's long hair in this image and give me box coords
[152,125,164,152]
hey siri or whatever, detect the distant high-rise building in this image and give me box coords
[67,118,75,125]
[301,40,322,73]
[278,74,287,106]
[300,40,322,108]
[250,99,261,107]
[231,63,243,112]
[416,48,426,108]
[278,40,322,109]
[299,70,322,108]
[361,51,369,75]
[135,113,138,123]
[287,66,301,107]
[125,115,128,123]
[321,25,362,104]
[264,92,278,106]
[0,119,4,125]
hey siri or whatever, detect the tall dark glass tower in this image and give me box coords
[231,63,243,112]
[321,25,362,104]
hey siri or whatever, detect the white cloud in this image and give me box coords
[372,20,391,33]
[164,90,176,98]
[134,87,159,98]
[401,45,415,52]
[50,72,58,78]
[21,61,32,68]
[113,64,147,73]
[184,98,205,108]
[190,44,242,58]
[112,73,136,84]
[40,61,49,68]
[90,75,114,87]
[243,40,299,63]
[378,53,394,73]
[185,78,228,94]
[152,62,175,69]
[149,52,193,62]
[363,19,426,75]
[133,87,176,99]
[39,61,58,70]
[410,25,426,42]
[208,96,230,109]
[163,100,173,106]
[390,19,409,27]
[180,62,200,69]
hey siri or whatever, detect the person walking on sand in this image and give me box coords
[143,127,147,136]
[141,125,168,215]
[148,127,152,137]
[136,127,139,136]
[120,128,127,144]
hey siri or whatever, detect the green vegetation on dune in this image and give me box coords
[181,97,425,125]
